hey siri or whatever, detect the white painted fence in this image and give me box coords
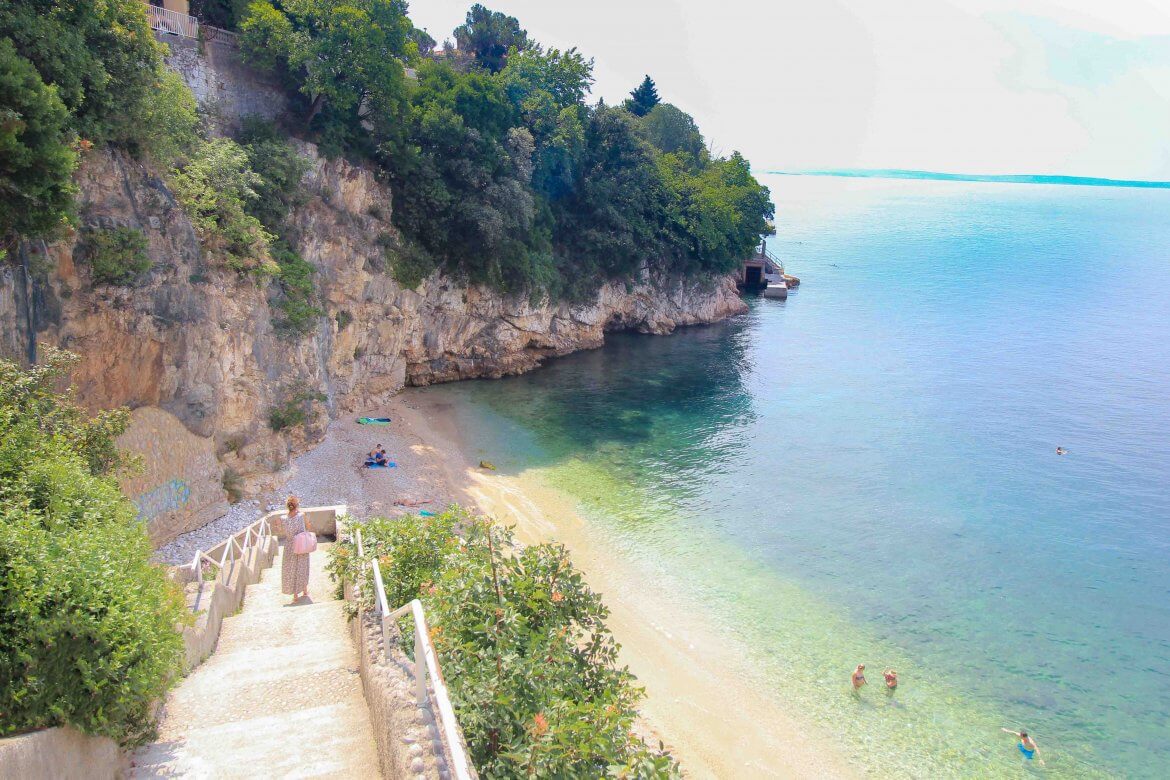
[145,4,199,38]
[356,529,474,780]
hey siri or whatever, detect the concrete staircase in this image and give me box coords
[134,543,381,778]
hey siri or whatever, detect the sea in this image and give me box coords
[418,174,1170,777]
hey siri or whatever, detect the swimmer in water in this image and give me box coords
[883,669,898,691]
[851,664,867,690]
[1056,446,1067,455]
[1002,728,1044,765]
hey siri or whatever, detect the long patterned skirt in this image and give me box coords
[282,548,310,595]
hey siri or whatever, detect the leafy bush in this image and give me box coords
[237,118,310,232]
[136,69,200,167]
[267,386,326,431]
[332,508,680,778]
[0,349,185,744]
[271,242,322,339]
[170,137,277,275]
[79,226,152,286]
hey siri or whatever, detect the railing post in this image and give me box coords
[413,605,427,705]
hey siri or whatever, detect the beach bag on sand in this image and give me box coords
[293,530,317,555]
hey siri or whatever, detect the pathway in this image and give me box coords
[134,543,381,778]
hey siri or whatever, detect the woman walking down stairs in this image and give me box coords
[133,542,382,778]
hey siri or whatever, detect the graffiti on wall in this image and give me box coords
[135,478,191,523]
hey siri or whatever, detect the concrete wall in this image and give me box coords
[179,534,276,671]
[117,406,230,546]
[0,726,125,780]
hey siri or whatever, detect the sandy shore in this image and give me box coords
[271,392,855,779]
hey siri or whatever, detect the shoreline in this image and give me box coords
[265,392,855,778]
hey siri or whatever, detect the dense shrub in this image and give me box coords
[79,226,152,286]
[271,242,322,339]
[267,386,326,431]
[170,137,277,275]
[331,508,680,778]
[0,349,185,744]
[137,69,200,167]
[237,118,311,232]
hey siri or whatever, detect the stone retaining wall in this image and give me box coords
[117,406,229,547]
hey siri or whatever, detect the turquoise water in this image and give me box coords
[421,176,1170,777]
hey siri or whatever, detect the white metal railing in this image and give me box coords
[185,514,273,612]
[145,5,199,38]
[355,529,473,780]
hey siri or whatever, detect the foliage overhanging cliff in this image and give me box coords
[0,1,770,485]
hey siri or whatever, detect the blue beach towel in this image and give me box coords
[357,417,392,425]
[364,461,396,468]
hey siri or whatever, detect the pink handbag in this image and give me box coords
[292,530,317,555]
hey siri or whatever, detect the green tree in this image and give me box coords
[0,38,78,248]
[240,0,411,155]
[453,3,529,73]
[640,103,705,160]
[554,106,675,289]
[388,60,553,292]
[626,74,660,117]
[659,151,774,274]
[501,46,593,200]
[0,0,163,147]
[0,349,185,744]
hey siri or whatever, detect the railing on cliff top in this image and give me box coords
[356,528,474,780]
[145,5,199,38]
[144,4,238,45]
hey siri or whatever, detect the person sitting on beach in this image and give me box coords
[883,669,898,691]
[366,445,388,466]
[1001,728,1043,765]
[851,664,867,690]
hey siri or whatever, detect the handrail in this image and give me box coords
[144,5,199,38]
[186,515,273,613]
[354,529,474,780]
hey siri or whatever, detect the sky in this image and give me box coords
[407,0,1170,180]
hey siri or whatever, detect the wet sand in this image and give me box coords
[275,392,855,779]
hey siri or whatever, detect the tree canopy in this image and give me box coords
[640,102,706,160]
[626,74,661,117]
[452,3,529,73]
[0,0,166,248]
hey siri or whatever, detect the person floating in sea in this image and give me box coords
[1056,446,1068,455]
[851,664,867,691]
[883,669,898,692]
[1002,728,1044,765]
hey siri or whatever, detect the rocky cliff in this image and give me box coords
[0,142,746,493]
[0,37,747,511]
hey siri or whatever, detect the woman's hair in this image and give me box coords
[1019,731,1028,739]
[286,496,299,513]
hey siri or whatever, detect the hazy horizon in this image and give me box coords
[408,0,1170,181]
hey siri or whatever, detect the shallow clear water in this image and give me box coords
[421,177,1170,777]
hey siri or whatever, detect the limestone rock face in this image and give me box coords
[1,144,746,494]
[117,407,231,546]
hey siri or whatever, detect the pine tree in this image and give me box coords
[626,75,660,117]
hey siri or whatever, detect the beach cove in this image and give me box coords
[261,174,1170,778]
